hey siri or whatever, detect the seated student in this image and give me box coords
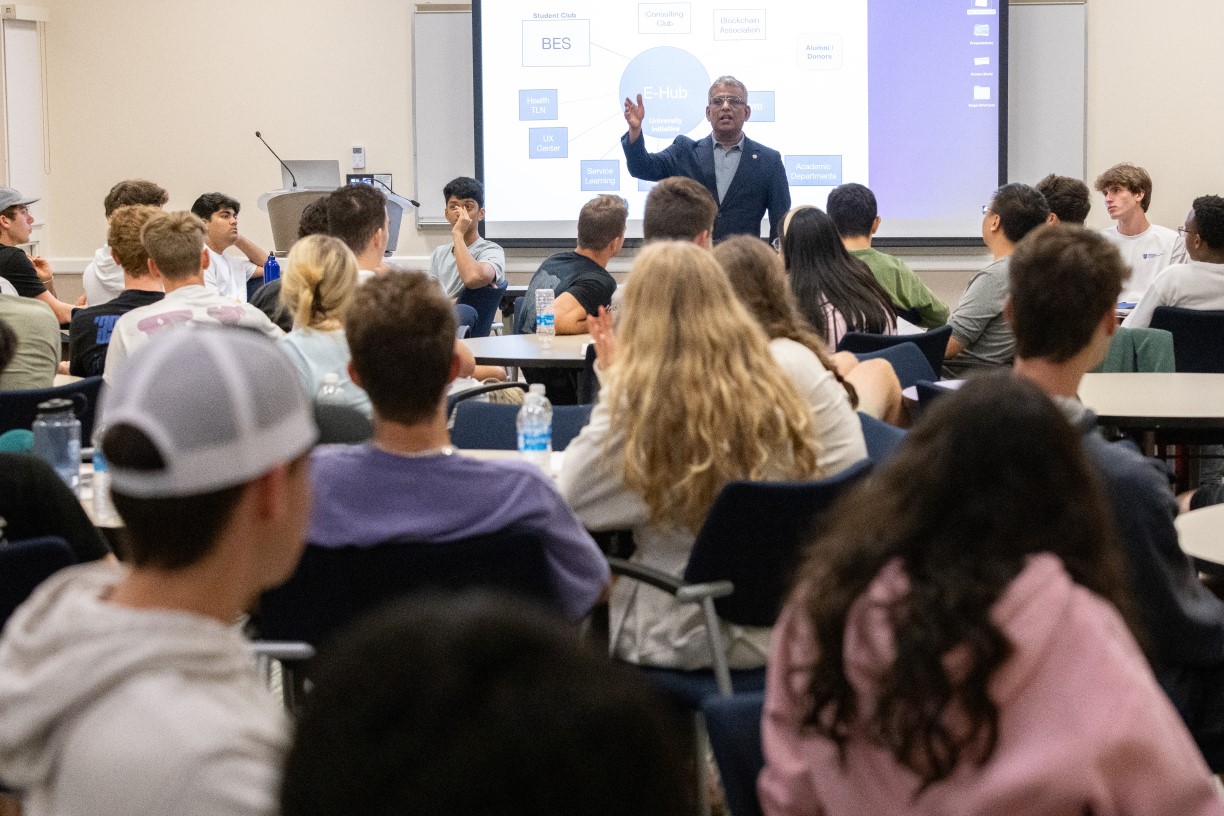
[0,187,74,324]
[0,327,316,816]
[1036,173,1091,225]
[281,593,695,816]
[1095,162,1187,302]
[779,205,896,348]
[714,235,899,434]
[0,294,57,391]
[516,194,625,335]
[67,205,164,377]
[561,241,825,670]
[325,183,390,282]
[307,272,608,622]
[517,194,626,404]
[1124,195,1224,328]
[944,182,1048,378]
[82,179,168,306]
[278,234,369,415]
[0,452,111,560]
[427,176,506,298]
[103,211,283,383]
[191,192,270,303]
[1010,224,1224,770]
[826,182,949,328]
[250,197,330,333]
[759,374,1224,816]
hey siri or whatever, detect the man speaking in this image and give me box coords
[621,76,790,242]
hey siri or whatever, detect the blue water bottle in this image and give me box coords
[32,398,81,494]
[263,253,281,284]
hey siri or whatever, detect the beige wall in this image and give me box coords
[1083,0,1224,231]
[29,0,1224,277]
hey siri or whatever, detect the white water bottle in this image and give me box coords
[317,372,344,405]
[535,288,555,349]
[516,383,553,469]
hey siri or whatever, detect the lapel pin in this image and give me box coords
[752,153,759,159]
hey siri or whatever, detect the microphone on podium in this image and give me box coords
[368,176,419,208]
[255,131,297,188]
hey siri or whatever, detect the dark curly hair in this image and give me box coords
[792,372,1137,788]
[1192,195,1224,250]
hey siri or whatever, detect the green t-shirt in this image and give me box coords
[850,247,949,328]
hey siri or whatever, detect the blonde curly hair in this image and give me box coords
[604,241,822,530]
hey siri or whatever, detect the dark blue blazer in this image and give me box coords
[622,132,791,241]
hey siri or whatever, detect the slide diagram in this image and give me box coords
[478,2,870,234]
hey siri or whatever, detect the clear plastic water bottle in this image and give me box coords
[535,288,555,349]
[91,449,121,527]
[516,383,553,470]
[263,253,281,284]
[317,372,344,405]
[32,398,81,495]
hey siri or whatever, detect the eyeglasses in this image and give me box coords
[709,96,746,108]
[1177,226,1196,237]
[981,204,993,215]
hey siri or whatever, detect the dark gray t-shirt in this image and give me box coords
[515,251,616,334]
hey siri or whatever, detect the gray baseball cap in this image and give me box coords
[0,187,38,210]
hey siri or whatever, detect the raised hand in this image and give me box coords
[623,94,645,141]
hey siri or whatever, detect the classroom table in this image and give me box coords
[462,332,590,369]
[1175,502,1224,573]
[1078,373,1224,432]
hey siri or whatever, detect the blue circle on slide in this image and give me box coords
[619,47,710,139]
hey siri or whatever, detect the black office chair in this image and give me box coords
[0,376,104,442]
[577,343,601,405]
[312,402,373,445]
[257,531,560,650]
[858,412,906,462]
[445,381,529,419]
[837,324,953,377]
[456,280,508,338]
[703,691,766,816]
[450,400,593,450]
[609,459,874,706]
[1150,307,1224,373]
[0,536,77,631]
[851,341,936,389]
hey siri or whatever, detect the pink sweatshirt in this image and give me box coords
[759,553,1224,816]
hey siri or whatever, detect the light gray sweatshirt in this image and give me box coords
[0,561,286,816]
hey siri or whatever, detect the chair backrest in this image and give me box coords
[702,691,766,816]
[313,402,373,444]
[576,343,600,405]
[0,537,77,630]
[450,400,593,451]
[258,531,556,647]
[851,341,936,389]
[857,412,906,462]
[455,280,508,338]
[914,379,953,410]
[837,324,952,375]
[1149,307,1224,373]
[0,376,104,442]
[511,296,527,334]
[683,459,873,627]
